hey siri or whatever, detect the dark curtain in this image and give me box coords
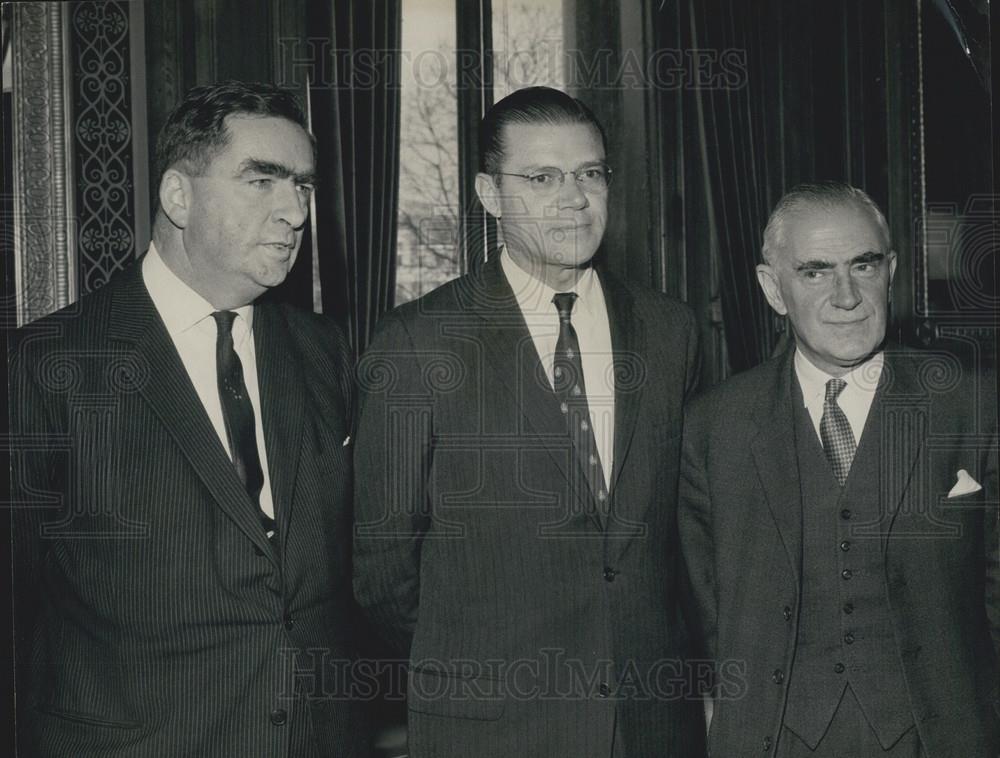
[681,0,891,373]
[687,0,783,372]
[308,0,402,358]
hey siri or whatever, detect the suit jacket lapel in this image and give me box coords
[599,273,655,549]
[469,258,604,532]
[601,271,644,503]
[866,347,925,548]
[107,266,279,565]
[751,346,803,582]
[253,304,305,552]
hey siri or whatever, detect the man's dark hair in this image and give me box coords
[479,86,607,175]
[154,80,311,183]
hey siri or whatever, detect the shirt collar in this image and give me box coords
[794,347,884,406]
[499,246,600,317]
[142,241,254,337]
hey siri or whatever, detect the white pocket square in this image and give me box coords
[342,435,351,447]
[947,469,982,498]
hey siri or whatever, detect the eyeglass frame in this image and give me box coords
[492,162,614,195]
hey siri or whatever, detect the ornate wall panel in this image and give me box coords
[10,0,146,323]
[70,1,137,294]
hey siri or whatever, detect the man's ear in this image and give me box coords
[158,168,192,229]
[475,172,501,219]
[887,250,898,285]
[755,262,788,316]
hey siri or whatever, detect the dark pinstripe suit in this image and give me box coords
[354,257,707,757]
[9,264,369,757]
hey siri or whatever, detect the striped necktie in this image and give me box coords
[552,292,609,513]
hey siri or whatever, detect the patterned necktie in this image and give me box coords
[212,311,275,538]
[552,293,609,514]
[819,377,856,486]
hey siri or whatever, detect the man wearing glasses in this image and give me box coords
[354,86,706,757]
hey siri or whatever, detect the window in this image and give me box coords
[492,0,565,100]
[395,0,460,304]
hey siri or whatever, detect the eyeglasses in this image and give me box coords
[494,163,613,196]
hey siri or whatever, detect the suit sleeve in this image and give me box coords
[677,402,717,663]
[8,332,61,748]
[352,311,432,656]
[985,410,1000,668]
[682,304,702,402]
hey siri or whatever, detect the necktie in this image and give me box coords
[552,293,609,513]
[212,311,275,537]
[819,377,856,486]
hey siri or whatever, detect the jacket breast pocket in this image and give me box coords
[408,667,505,721]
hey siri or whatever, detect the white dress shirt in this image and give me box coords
[142,243,275,519]
[794,348,884,446]
[500,249,616,482]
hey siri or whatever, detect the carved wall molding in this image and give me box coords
[10,1,77,326]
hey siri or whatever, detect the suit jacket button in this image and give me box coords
[762,735,772,751]
[270,708,287,726]
[603,567,616,582]
[598,682,611,698]
[834,662,845,673]
[771,668,784,684]
[283,614,295,630]
[782,605,792,621]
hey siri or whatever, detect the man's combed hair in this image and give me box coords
[154,80,310,183]
[761,181,891,263]
[480,86,607,175]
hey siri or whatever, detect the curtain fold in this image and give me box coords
[688,0,782,372]
[309,0,402,358]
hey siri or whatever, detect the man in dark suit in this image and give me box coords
[678,182,1000,757]
[354,86,706,757]
[9,81,368,757]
